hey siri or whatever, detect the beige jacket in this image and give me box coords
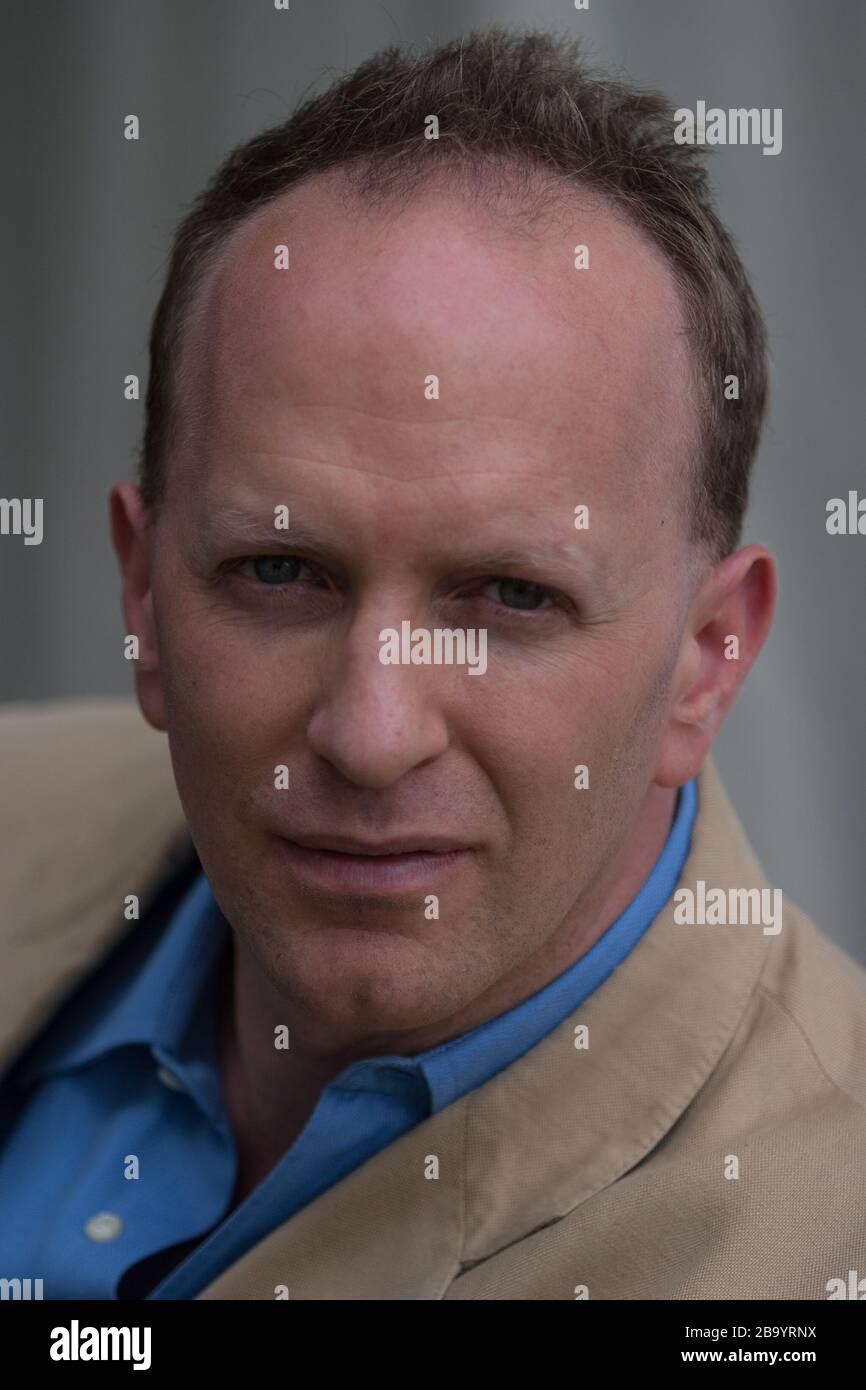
[1,699,865,1300]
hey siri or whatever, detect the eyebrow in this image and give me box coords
[188,507,342,567]
[465,545,599,583]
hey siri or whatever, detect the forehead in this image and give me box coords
[174,167,696,534]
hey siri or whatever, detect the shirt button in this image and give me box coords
[156,1064,185,1093]
[85,1212,124,1243]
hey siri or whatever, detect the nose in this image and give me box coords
[306,614,451,789]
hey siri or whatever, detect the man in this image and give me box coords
[1,29,864,1302]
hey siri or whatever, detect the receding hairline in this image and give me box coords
[167,151,704,533]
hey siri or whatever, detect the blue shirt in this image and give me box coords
[0,779,696,1299]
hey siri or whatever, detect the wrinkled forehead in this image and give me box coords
[169,165,698,530]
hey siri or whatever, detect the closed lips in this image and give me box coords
[280,834,470,855]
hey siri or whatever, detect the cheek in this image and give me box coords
[156,598,316,749]
[458,652,638,826]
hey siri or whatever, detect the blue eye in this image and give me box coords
[250,556,303,585]
[488,578,551,611]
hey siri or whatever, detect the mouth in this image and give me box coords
[272,832,474,895]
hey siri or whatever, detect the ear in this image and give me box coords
[109,481,167,732]
[654,544,777,787]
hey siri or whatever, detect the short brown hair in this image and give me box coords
[139,27,769,560]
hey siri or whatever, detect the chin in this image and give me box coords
[276,930,458,1036]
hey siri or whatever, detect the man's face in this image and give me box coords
[126,173,705,1050]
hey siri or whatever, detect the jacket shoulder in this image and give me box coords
[0,695,162,760]
[0,697,186,920]
[0,698,191,1075]
[757,893,866,1114]
[0,696,174,803]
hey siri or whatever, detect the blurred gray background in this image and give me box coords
[1,0,863,958]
